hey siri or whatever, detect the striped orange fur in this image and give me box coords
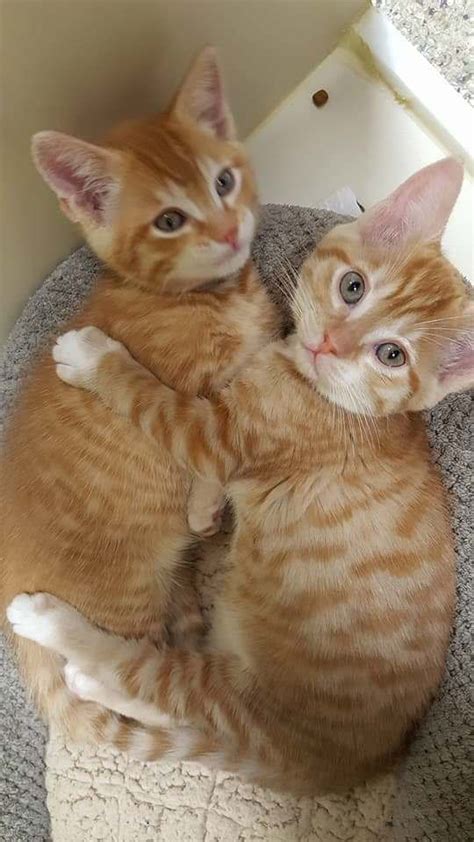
[8,161,473,793]
[1,49,278,745]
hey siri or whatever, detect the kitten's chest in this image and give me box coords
[212,292,276,376]
[125,291,273,395]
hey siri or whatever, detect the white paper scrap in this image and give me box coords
[318,186,363,217]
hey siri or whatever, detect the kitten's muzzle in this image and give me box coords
[305,333,338,360]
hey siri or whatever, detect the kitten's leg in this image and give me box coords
[68,644,258,755]
[187,478,225,538]
[7,593,176,727]
[7,593,145,670]
[8,592,254,743]
[63,664,173,728]
[52,327,241,485]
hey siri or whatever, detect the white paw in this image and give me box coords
[7,592,95,657]
[52,326,124,388]
[7,593,69,649]
[64,662,172,729]
[64,662,105,702]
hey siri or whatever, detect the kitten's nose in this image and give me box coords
[220,225,239,251]
[307,333,338,357]
[317,333,338,355]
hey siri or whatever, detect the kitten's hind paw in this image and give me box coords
[64,662,104,702]
[53,326,124,389]
[64,662,175,729]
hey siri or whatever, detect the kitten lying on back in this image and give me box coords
[9,158,473,795]
[1,48,277,744]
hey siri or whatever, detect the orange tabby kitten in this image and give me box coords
[1,49,277,742]
[9,159,473,795]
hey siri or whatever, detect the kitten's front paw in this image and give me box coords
[188,504,224,538]
[53,326,125,389]
[7,592,98,658]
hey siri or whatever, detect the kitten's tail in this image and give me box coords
[103,717,268,782]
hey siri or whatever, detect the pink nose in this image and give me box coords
[307,333,338,357]
[221,225,239,251]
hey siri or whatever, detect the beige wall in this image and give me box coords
[0,0,365,343]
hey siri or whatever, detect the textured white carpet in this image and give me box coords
[46,735,394,841]
[376,0,472,103]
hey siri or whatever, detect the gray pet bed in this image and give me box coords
[1,205,472,841]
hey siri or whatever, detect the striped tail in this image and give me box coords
[13,635,250,772]
[103,716,272,786]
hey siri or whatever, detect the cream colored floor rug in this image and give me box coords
[46,735,394,841]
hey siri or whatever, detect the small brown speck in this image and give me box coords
[312,89,329,108]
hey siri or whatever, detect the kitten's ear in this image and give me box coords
[433,307,474,402]
[358,158,463,247]
[31,131,121,225]
[171,46,236,140]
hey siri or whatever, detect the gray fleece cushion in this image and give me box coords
[0,204,472,841]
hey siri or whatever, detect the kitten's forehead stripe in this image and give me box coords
[155,183,205,222]
[121,127,195,185]
[316,246,352,265]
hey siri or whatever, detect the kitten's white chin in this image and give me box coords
[290,337,344,408]
[218,243,251,277]
[175,241,251,289]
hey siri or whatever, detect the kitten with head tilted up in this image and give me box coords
[1,49,278,742]
[9,158,473,795]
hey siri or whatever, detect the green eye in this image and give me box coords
[376,342,406,367]
[154,209,187,232]
[339,271,365,304]
[215,168,235,198]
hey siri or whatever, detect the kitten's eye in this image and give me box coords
[376,342,406,367]
[340,271,365,304]
[154,209,187,233]
[215,168,235,198]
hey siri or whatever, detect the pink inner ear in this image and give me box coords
[173,47,235,140]
[32,132,117,223]
[439,336,474,382]
[189,64,229,138]
[359,158,463,247]
[199,66,227,138]
[46,157,104,217]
